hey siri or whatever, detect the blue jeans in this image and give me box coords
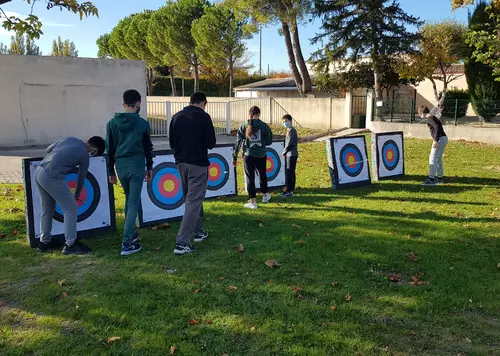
[429,136,448,178]
[116,166,145,244]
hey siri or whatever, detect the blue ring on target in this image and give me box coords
[207,153,229,191]
[53,170,100,223]
[381,140,399,171]
[339,143,364,177]
[266,147,281,181]
[147,162,184,210]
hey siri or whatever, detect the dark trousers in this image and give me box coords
[285,156,298,193]
[244,155,268,199]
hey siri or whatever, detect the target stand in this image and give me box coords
[138,145,237,227]
[23,156,116,248]
[371,132,405,181]
[243,141,286,193]
[325,135,371,189]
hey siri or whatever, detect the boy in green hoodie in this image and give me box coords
[106,89,154,256]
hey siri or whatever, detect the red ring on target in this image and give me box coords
[158,174,181,198]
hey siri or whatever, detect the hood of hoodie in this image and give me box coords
[113,113,139,132]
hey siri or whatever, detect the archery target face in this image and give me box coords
[376,132,404,179]
[141,155,185,225]
[206,146,236,198]
[244,142,286,191]
[332,136,371,187]
[26,157,113,240]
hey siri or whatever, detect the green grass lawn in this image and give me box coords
[1,137,500,355]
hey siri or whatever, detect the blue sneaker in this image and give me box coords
[281,192,294,197]
[174,244,197,255]
[422,178,436,186]
[131,232,139,244]
[121,243,142,256]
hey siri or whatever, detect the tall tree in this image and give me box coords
[51,37,78,57]
[0,42,7,54]
[163,0,209,92]
[8,32,24,55]
[464,1,500,121]
[26,36,41,55]
[452,0,500,9]
[1,0,98,39]
[147,7,177,96]
[192,4,247,96]
[96,33,111,59]
[226,0,314,97]
[312,0,421,119]
[397,21,467,106]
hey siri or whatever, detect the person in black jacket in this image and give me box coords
[418,106,449,186]
[169,92,216,255]
[281,114,298,197]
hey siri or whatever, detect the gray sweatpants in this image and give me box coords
[34,166,78,246]
[176,163,208,246]
[429,136,448,178]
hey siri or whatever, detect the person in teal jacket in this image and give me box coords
[106,89,154,256]
[233,106,273,209]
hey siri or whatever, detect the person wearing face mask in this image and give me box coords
[281,115,298,197]
[233,106,273,209]
[35,135,106,255]
[106,89,154,256]
[169,92,216,255]
[418,105,448,186]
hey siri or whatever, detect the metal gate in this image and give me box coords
[351,95,367,128]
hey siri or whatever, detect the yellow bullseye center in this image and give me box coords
[210,167,218,177]
[164,180,175,193]
[388,151,393,160]
[348,156,355,165]
[70,187,76,194]
[266,160,271,169]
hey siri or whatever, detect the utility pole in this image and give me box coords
[259,24,262,76]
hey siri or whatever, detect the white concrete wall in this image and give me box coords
[0,55,147,148]
[368,121,500,145]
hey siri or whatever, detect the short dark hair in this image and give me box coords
[190,92,207,105]
[282,114,293,122]
[249,106,261,116]
[418,106,430,115]
[123,89,141,107]
[88,136,106,156]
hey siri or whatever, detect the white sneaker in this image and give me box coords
[262,193,272,203]
[244,201,258,209]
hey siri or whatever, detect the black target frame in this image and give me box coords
[23,156,116,248]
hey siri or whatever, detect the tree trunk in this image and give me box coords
[373,68,383,121]
[290,22,312,96]
[229,58,234,98]
[193,59,200,93]
[169,66,177,97]
[281,21,303,96]
[146,67,154,96]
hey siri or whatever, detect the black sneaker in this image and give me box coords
[193,231,209,243]
[422,178,436,186]
[121,242,142,256]
[37,241,53,253]
[436,177,445,185]
[174,244,197,255]
[62,241,92,255]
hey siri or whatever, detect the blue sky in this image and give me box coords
[0,0,470,72]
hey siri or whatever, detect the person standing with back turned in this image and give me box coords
[169,92,216,255]
[106,89,154,256]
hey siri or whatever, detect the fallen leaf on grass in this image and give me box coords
[57,279,66,287]
[292,287,302,293]
[331,306,337,311]
[207,320,213,325]
[408,252,418,262]
[292,223,301,229]
[250,326,256,331]
[170,345,177,355]
[345,293,351,302]
[0,300,5,307]
[497,263,500,269]
[7,208,22,214]
[297,240,304,245]
[11,229,20,237]
[265,260,281,268]
[389,273,401,283]
[306,233,311,237]
[408,332,417,336]
[404,234,411,239]
[193,289,201,293]
[321,242,326,247]
[107,336,121,344]
[188,319,199,325]
[255,218,264,223]
[227,286,238,293]
[154,246,161,250]
[219,277,225,281]
[152,223,171,231]
[449,267,455,270]
[61,292,68,298]
[410,273,428,286]
[258,223,264,228]
[238,244,245,253]
[221,353,229,356]
[322,322,328,327]
[331,282,338,287]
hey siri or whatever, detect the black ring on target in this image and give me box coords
[339,143,364,177]
[207,153,230,191]
[265,147,281,181]
[381,139,400,172]
[147,162,185,210]
[53,168,100,223]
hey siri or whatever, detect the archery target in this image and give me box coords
[205,146,237,198]
[326,136,371,189]
[244,141,286,191]
[23,156,115,247]
[372,132,404,180]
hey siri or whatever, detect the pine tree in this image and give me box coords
[9,33,25,55]
[51,36,78,57]
[311,0,422,119]
[464,2,500,122]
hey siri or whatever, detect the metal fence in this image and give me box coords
[147,98,294,137]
